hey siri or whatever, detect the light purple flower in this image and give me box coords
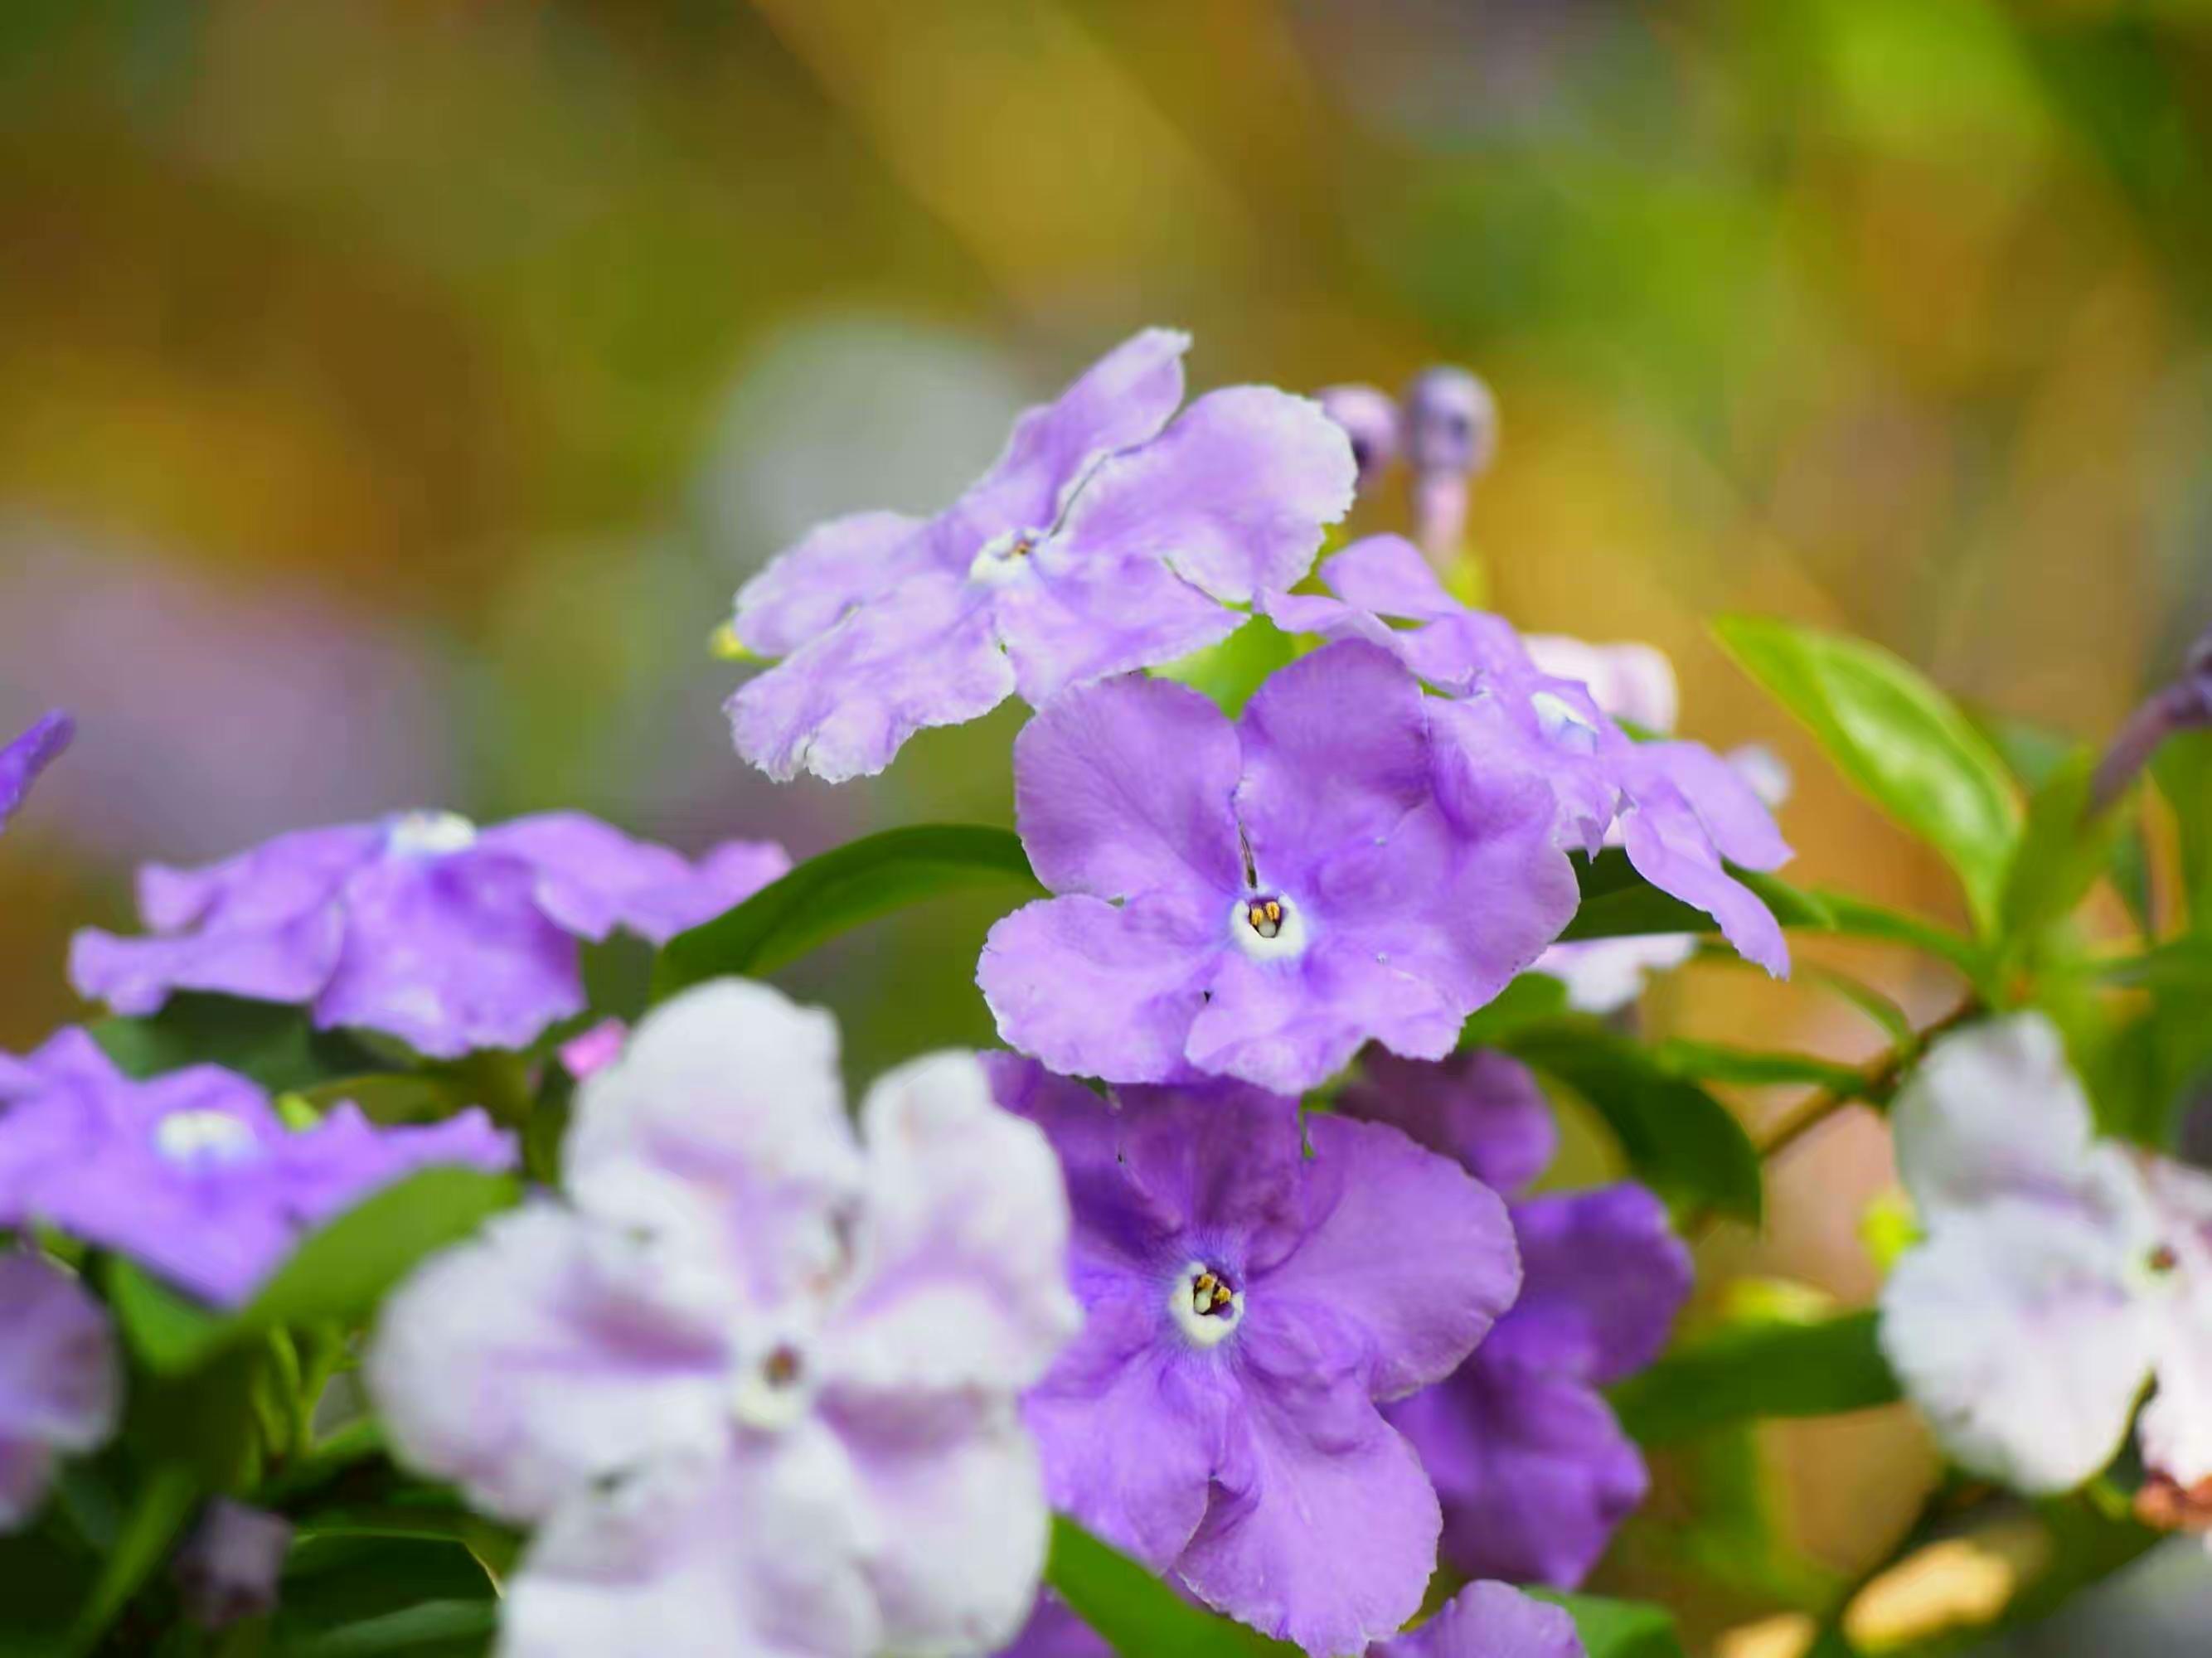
[997,1580,1583,1658]
[1879,1015,2212,1495]
[727,329,1356,783]
[0,710,71,833]
[173,1499,293,1628]
[70,812,788,1059]
[366,980,1081,1658]
[993,1058,1520,1657]
[0,1029,515,1307]
[1342,1050,1691,1588]
[0,1250,119,1533]
[978,641,1578,1096]
[1265,536,1792,977]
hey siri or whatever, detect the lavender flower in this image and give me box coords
[997,1580,1583,1658]
[173,1500,293,1628]
[992,1059,1520,1656]
[726,329,1356,783]
[978,641,1577,1095]
[0,1030,514,1307]
[1341,1050,1691,1588]
[366,981,1080,1657]
[0,710,71,833]
[1265,536,1792,977]
[0,1250,119,1533]
[70,812,788,1059]
[1317,383,1401,495]
[1880,1016,2212,1497]
[1400,368,1496,564]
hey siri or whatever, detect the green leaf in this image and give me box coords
[652,824,1043,1000]
[1997,748,2118,948]
[1045,1516,1294,1657]
[1558,849,1831,943]
[2153,729,2212,932]
[1652,1040,1865,1094]
[2098,935,2212,993]
[1528,1593,1687,1658]
[1715,617,2022,932]
[112,1169,518,1374]
[1153,614,1301,716]
[277,1535,496,1657]
[1608,1310,1899,1446]
[1455,972,1569,1049]
[90,994,383,1093]
[1503,1021,1763,1223]
[61,1462,201,1656]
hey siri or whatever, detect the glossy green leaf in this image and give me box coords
[1502,1021,1763,1223]
[277,1534,497,1657]
[1558,849,1831,943]
[1045,1516,1293,1657]
[1529,1593,1687,1658]
[1998,748,2118,948]
[1455,972,1569,1049]
[1608,1310,1899,1446]
[652,824,1042,1000]
[1715,617,2021,932]
[111,1167,518,1374]
[90,993,383,1093]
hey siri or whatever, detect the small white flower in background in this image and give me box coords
[366,979,1081,1658]
[1879,1014,2212,1499]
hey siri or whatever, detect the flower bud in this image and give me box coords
[1401,366,1498,481]
[1315,384,1399,494]
[173,1500,292,1629]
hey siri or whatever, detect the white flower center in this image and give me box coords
[1228,892,1308,962]
[154,1109,261,1166]
[728,1340,813,1433]
[1168,1261,1244,1349]
[386,810,478,856]
[967,529,1041,587]
[1530,691,1600,754]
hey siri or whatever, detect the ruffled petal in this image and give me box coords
[475,812,788,945]
[1889,1014,2103,1224]
[1338,1049,1558,1198]
[1485,1187,1691,1384]
[997,547,1244,706]
[0,1253,119,1532]
[1370,1579,1587,1658]
[733,510,936,658]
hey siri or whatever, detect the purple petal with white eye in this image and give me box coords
[1386,1358,1646,1591]
[1008,674,1244,903]
[1178,1301,1442,1656]
[1338,1049,1558,1198]
[1370,1579,1587,1658]
[0,710,72,832]
[1261,1114,1519,1401]
[732,510,937,658]
[979,894,1222,1085]
[0,1252,119,1533]
[729,571,1014,784]
[1056,386,1355,604]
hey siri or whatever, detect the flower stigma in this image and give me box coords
[1169,1260,1244,1349]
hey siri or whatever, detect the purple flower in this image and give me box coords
[997,1581,1583,1658]
[0,1250,119,1533]
[366,981,1081,1658]
[173,1500,293,1628]
[1879,1016,2212,1496]
[727,329,1356,783]
[70,812,788,1059]
[1264,536,1793,977]
[1341,1050,1691,1588]
[978,641,1577,1096]
[993,1059,1520,1656]
[0,1029,515,1307]
[0,710,71,833]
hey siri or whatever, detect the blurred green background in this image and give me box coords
[3,2,2210,1651]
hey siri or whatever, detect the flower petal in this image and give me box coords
[822,1053,1079,1396]
[475,813,788,945]
[1184,944,1458,1097]
[1618,778,1788,979]
[563,980,861,1316]
[998,548,1244,706]
[1316,535,1458,622]
[1338,1050,1558,1199]
[0,710,72,832]
[1484,1187,1691,1384]
[1259,1114,1520,1401]
[313,849,583,1058]
[733,510,936,658]
[1008,674,1243,902]
[1879,1196,2156,1493]
[1057,386,1355,604]
[729,572,1016,783]
[1523,636,1679,734]
[1235,642,1432,888]
[1370,1579,1587,1658]
[979,894,1220,1085]
[366,1205,732,1525]
[0,1253,118,1531]
[1889,1014,2102,1223]
[1178,1301,1441,1656]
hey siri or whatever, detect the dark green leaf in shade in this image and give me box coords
[275,1535,497,1657]
[1044,1515,1295,1658]
[1501,1021,1763,1224]
[651,824,1043,1000]
[1558,849,1831,943]
[1714,617,2021,933]
[2152,729,2212,933]
[1608,1310,1899,1446]
[1526,1592,1688,1658]
[90,994,383,1093]
[1454,972,1569,1050]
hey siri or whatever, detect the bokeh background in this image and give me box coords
[3,2,2210,1651]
